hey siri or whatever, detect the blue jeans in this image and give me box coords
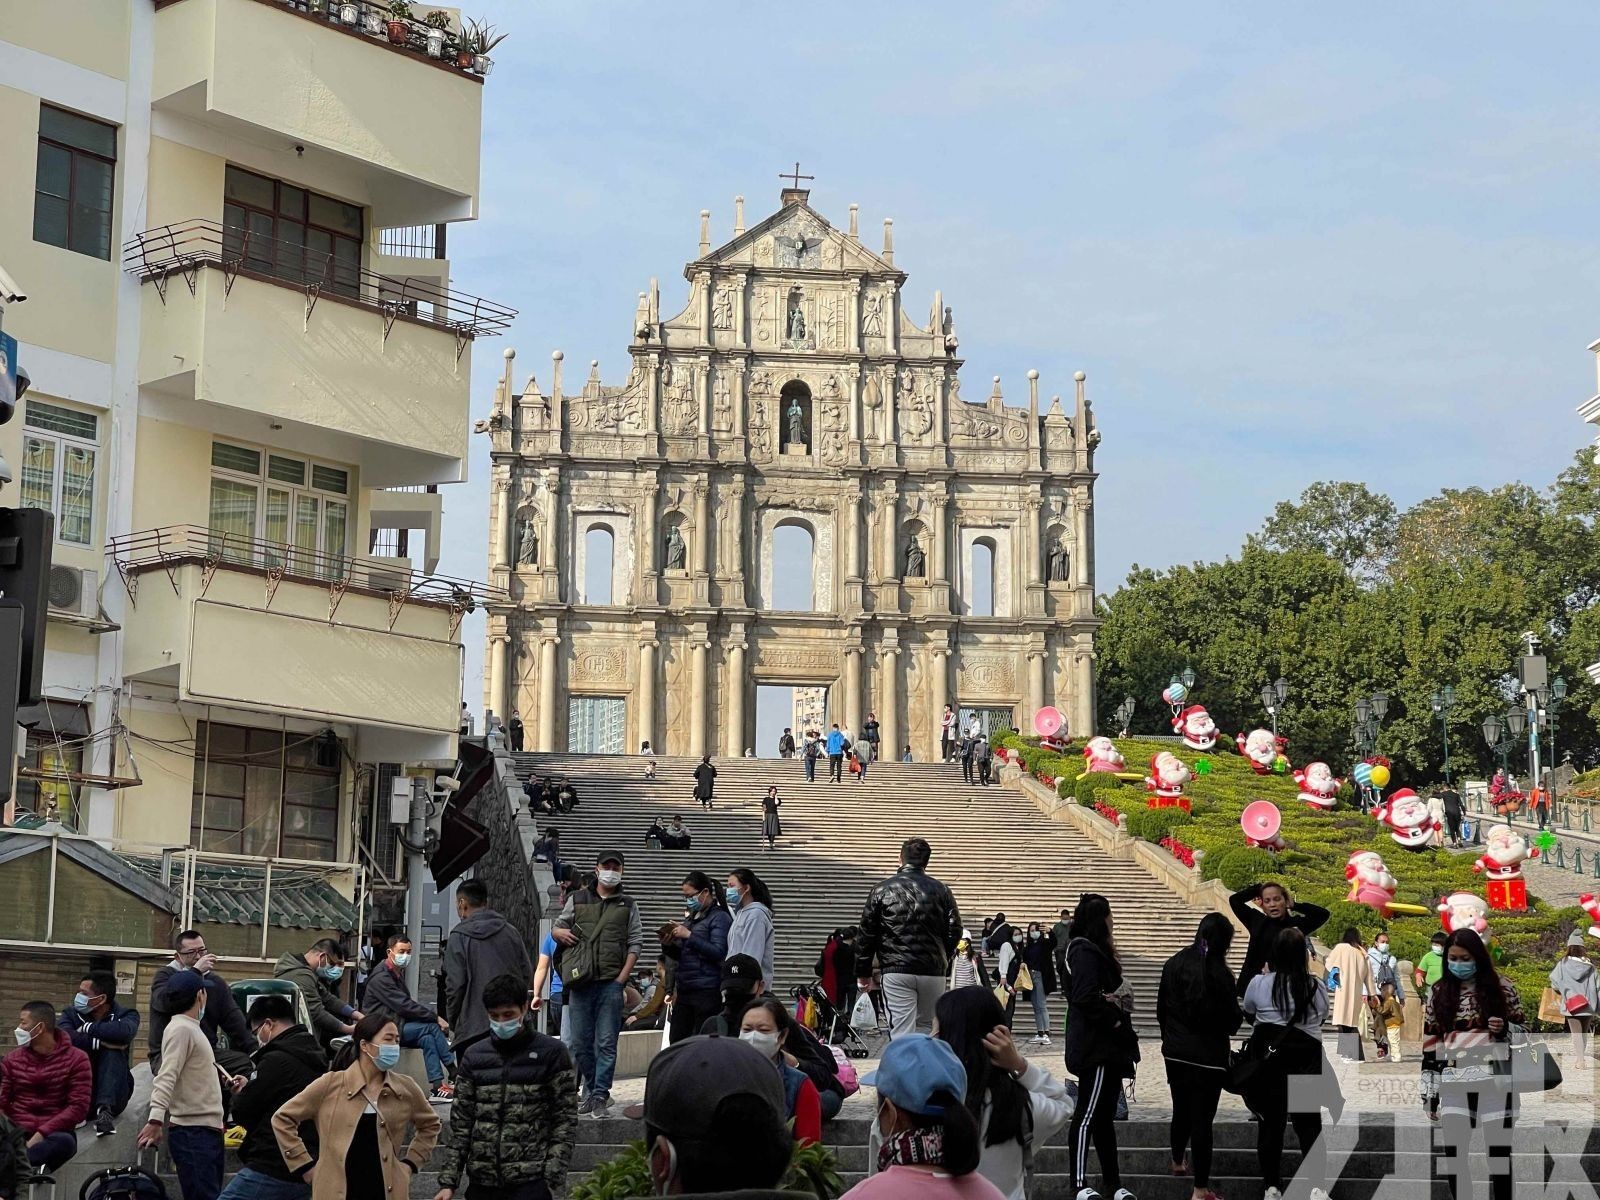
[218,1168,311,1200]
[26,1131,77,1171]
[566,980,625,1102]
[401,1020,455,1084]
[92,1052,135,1116]
[804,756,816,781]
[168,1125,224,1200]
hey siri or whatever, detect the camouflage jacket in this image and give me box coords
[436,1025,578,1189]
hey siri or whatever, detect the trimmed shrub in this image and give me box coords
[1075,771,1123,806]
[1216,848,1277,891]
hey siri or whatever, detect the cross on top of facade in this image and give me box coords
[779,161,814,189]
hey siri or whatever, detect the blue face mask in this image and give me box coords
[373,1044,401,1071]
[319,965,345,982]
[73,993,92,1012]
[726,887,742,908]
[489,1017,523,1041]
[684,896,701,914]
[1448,960,1477,980]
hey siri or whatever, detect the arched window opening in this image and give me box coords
[582,525,615,604]
[970,538,995,617]
[771,521,815,611]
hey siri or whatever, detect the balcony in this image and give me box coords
[152,0,487,225]
[369,485,443,572]
[109,525,504,750]
[126,220,515,487]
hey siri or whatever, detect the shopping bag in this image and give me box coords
[1539,987,1565,1024]
[1014,963,1035,994]
[850,992,877,1030]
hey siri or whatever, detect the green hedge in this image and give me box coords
[997,729,1587,1022]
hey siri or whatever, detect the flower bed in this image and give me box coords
[1160,836,1196,868]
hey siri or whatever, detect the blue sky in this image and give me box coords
[442,2,1600,711]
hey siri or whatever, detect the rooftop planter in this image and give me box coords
[264,0,501,78]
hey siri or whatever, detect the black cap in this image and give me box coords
[596,850,625,867]
[643,1036,785,1140]
[721,953,762,985]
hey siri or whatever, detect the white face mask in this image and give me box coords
[393,953,412,968]
[597,869,623,888]
[740,1029,781,1060]
[13,1026,33,1047]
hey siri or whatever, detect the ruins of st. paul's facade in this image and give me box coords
[482,185,1101,760]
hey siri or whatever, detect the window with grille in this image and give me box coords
[20,401,98,546]
[34,104,117,260]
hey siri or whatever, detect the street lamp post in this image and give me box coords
[1430,685,1457,786]
[1181,666,1196,690]
[1505,706,1527,787]
[1481,714,1512,776]
[1260,677,1290,738]
[1114,695,1136,738]
[1549,675,1567,804]
[1352,691,1388,809]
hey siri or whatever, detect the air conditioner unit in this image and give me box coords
[47,565,97,618]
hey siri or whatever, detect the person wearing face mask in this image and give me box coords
[738,998,822,1146]
[0,1001,90,1172]
[847,1034,1000,1200]
[1422,930,1524,1200]
[725,868,777,987]
[434,973,577,1200]
[445,878,536,1047]
[272,1014,440,1200]
[1365,934,1400,1062]
[994,928,1026,1026]
[663,872,733,1044]
[1020,923,1058,1046]
[639,1036,804,1200]
[58,970,139,1137]
[219,995,327,1200]
[139,973,245,1200]
[361,935,456,1101]
[275,940,361,1050]
[551,851,643,1119]
[1228,881,1330,999]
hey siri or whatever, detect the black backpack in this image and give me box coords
[81,1168,168,1200]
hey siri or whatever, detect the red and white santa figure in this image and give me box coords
[1294,762,1342,810]
[1438,890,1490,940]
[1474,823,1537,911]
[1172,705,1218,751]
[1145,751,1193,810]
[1346,850,1399,915]
[1082,736,1126,775]
[1579,894,1600,940]
[1373,788,1441,851]
[1237,728,1286,775]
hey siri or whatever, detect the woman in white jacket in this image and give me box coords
[934,985,1074,1200]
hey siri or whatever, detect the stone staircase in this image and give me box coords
[515,752,1213,1030]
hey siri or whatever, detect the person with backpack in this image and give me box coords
[550,850,643,1119]
[435,973,577,1200]
[444,879,535,1046]
[826,724,848,784]
[779,728,797,758]
[855,737,876,784]
[139,974,242,1200]
[1157,914,1242,1200]
[59,971,139,1138]
[218,994,326,1200]
[1062,894,1137,1200]
[803,731,822,782]
[934,986,1072,1200]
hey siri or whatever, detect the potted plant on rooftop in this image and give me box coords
[386,0,413,44]
[464,18,507,74]
[338,0,360,24]
[423,9,451,58]
[307,0,328,16]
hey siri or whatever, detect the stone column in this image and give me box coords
[884,369,898,448]
[880,645,900,760]
[1075,487,1091,589]
[641,478,659,597]
[697,270,713,343]
[694,478,711,576]
[1025,498,1042,586]
[734,271,749,347]
[542,470,561,583]
[881,486,900,578]
[1073,642,1096,739]
[733,364,747,438]
[725,638,747,757]
[1027,649,1046,720]
[697,356,711,436]
[930,646,949,760]
[846,489,862,580]
[637,637,658,752]
[848,279,862,354]
[536,633,559,751]
[932,497,949,581]
[488,631,510,724]
[843,646,862,736]
[493,477,512,571]
[689,638,710,757]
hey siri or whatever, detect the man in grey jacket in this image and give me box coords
[362,934,456,1099]
[445,879,534,1045]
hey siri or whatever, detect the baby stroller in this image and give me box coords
[793,983,875,1059]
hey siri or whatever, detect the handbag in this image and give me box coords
[1539,987,1565,1024]
[1564,994,1592,1017]
[1503,1030,1563,1093]
[1225,1024,1289,1095]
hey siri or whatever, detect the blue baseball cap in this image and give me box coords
[860,1034,967,1117]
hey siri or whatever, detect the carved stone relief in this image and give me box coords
[862,290,886,337]
[960,652,1017,698]
[898,372,935,442]
[712,371,733,432]
[712,285,735,330]
[952,404,1000,440]
[753,644,840,679]
[661,361,697,435]
[570,644,627,686]
[753,236,774,267]
[748,398,774,462]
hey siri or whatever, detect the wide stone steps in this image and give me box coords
[517,752,1218,1030]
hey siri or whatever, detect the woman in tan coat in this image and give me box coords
[1323,927,1378,1063]
[273,1013,440,1200]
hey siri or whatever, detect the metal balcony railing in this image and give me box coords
[107,524,505,610]
[122,220,515,339]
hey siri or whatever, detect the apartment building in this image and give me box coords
[0,0,510,1000]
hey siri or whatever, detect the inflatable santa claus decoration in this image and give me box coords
[1082,736,1126,775]
[1580,894,1600,940]
[1346,850,1399,916]
[1472,823,1537,912]
[1293,762,1342,810]
[1237,728,1288,775]
[1438,890,1491,940]
[1171,705,1218,751]
[1145,751,1193,810]
[1373,788,1441,851]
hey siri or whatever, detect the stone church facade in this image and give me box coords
[481,187,1101,760]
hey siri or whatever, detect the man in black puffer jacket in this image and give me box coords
[222,995,326,1200]
[853,837,961,1040]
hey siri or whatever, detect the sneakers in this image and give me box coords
[94,1108,116,1138]
[1112,1191,1138,1200]
[429,1081,455,1103]
[1309,1191,1330,1200]
[576,1094,596,1117]
[1264,1189,1283,1200]
[588,1097,614,1120]
[1073,1191,1102,1200]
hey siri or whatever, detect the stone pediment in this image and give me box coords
[706,202,896,276]
[947,395,1032,447]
